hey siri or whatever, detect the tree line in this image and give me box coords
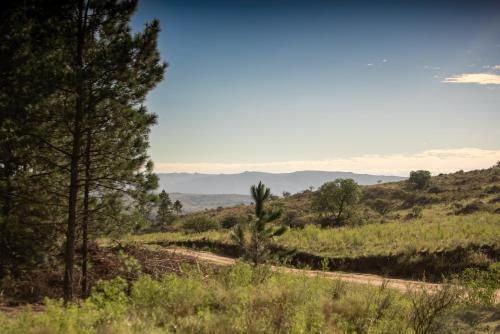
[0,0,166,302]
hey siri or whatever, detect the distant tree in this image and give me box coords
[173,200,183,215]
[409,170,432,190]
[282,191,291,198]
[157,190,173,224]
[232,182,287,265]
[312,178,361,226]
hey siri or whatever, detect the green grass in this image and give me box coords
[125,212,500,259]
[2,262,495,334]
[277,212,500,258]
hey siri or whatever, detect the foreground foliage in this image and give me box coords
[1,262,497,334]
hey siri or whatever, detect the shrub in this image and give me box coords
[427,186,442,194]
[409,170,432,190]
[220,214,243,229]
[458,264,500,306]
[405,206,423,220]
[369,199,394,215]
[408,284,460,334]
[88,277,129,322]
[486,185,500,194]
[281,210,308,229]
[454,201,485,215]
[182,216,220,232]
[402,193,439,209]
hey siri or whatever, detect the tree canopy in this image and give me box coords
[312,178,361,226]
[409,170,432,190]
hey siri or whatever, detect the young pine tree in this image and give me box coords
[157,190,173,224]
[232,181,287,265]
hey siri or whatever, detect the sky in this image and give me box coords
[131,0,500,176]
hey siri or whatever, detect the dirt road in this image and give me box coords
[165,247,500,303]
[164,247,442,293]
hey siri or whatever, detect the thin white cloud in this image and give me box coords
[442,73,500,85]
[366,63,374,66]
[154,148,500,176]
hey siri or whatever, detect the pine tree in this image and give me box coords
[0,0,165,302]
[0,0,71,279]
[232,182,287,265]
[157,190,173,224]
[173,200,183,215]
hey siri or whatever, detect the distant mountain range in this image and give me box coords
[158,171,406,196]
[169,193,252,213]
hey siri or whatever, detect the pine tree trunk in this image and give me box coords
[81,129,91,298]
[64,129,81,303]
[64,0,86,304]
[0,161,13,279]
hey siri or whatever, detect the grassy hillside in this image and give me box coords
[175,167,500,223]
[128,167,500,279]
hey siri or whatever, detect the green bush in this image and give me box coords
[459,264,500,306]
[88,277,129,322]
[220,214,243,229]
[368,199,394,215]
[182,216,220,232]
[281,210,308,229]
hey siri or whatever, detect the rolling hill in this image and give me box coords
[169,193,252,213]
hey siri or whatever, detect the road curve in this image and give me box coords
[164,247,500,303]
[163,246,443,293]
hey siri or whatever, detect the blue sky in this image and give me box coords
[131,0,500,175]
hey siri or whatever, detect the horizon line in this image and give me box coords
[152,147,500,176]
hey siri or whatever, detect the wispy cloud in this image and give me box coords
[154,148,500,176]
[366,59,388,67]
[442,73,500,85]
